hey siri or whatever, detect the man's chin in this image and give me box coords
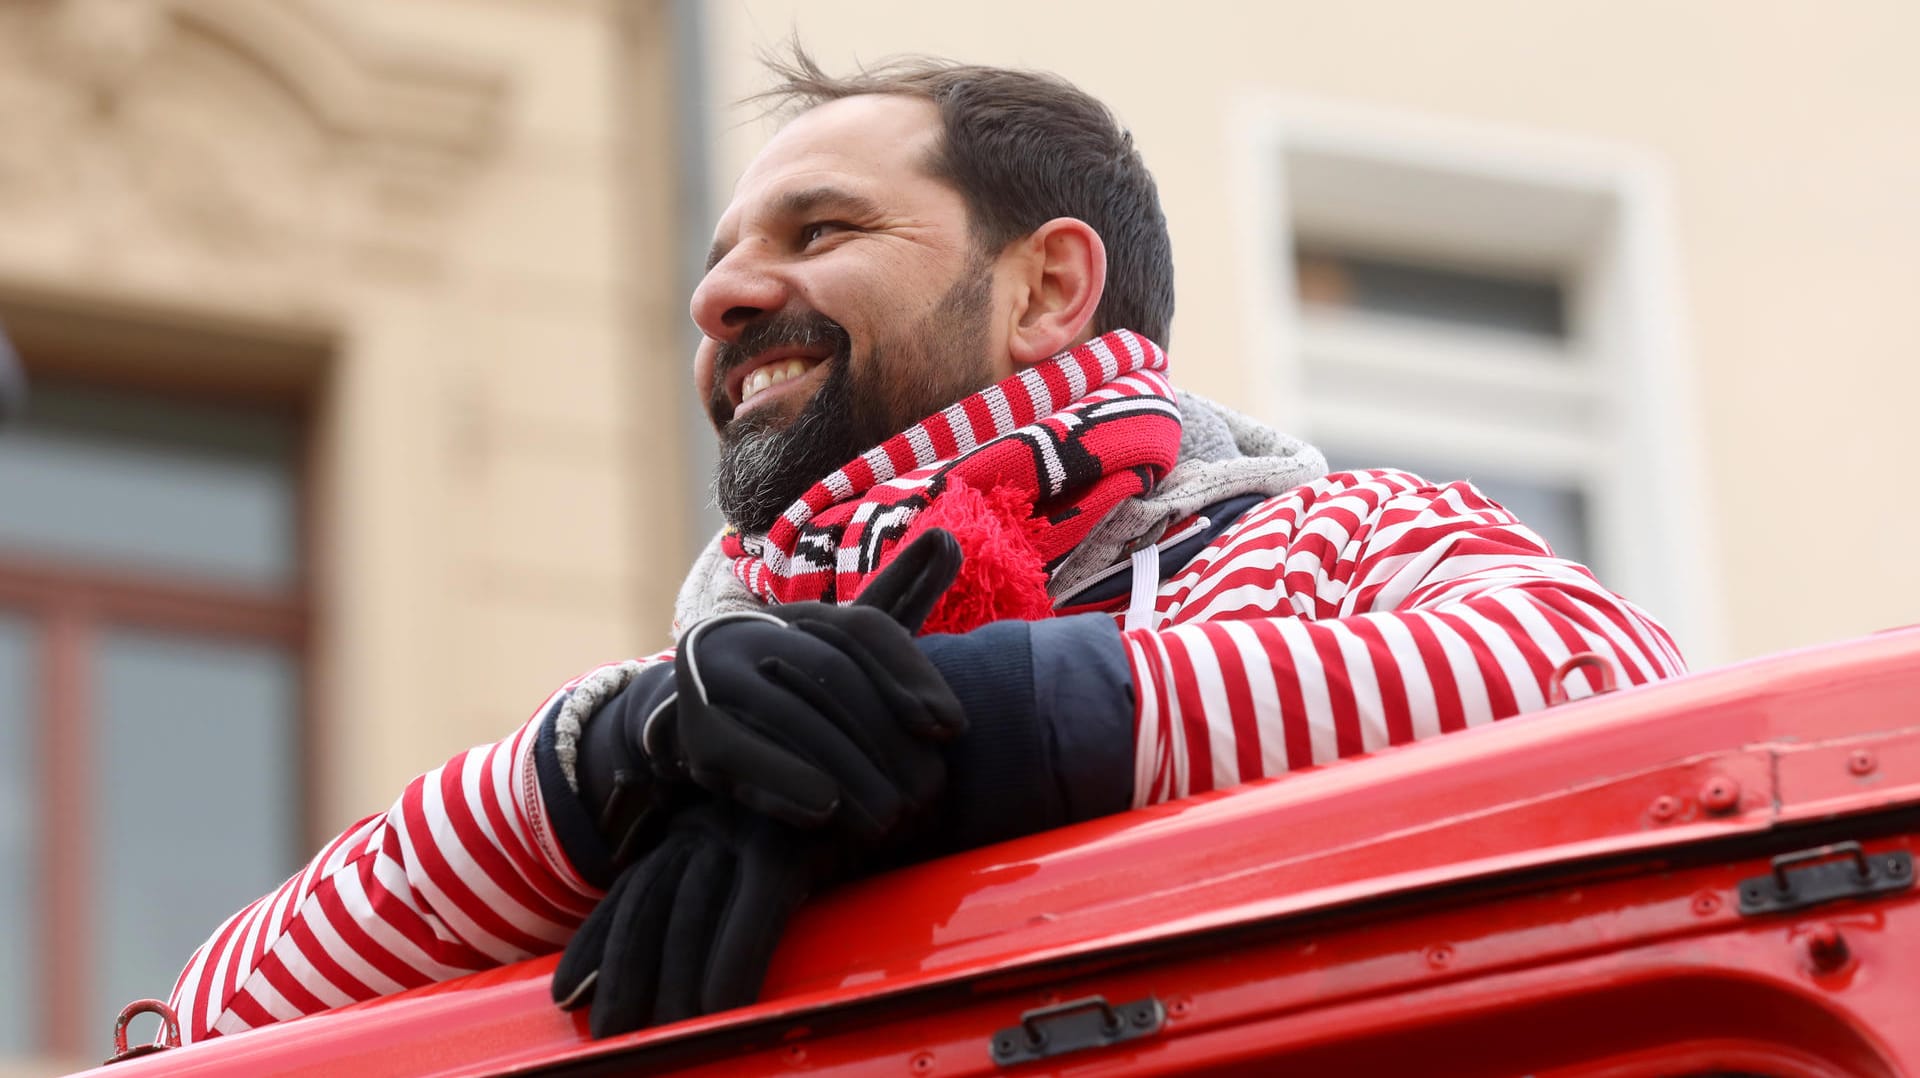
[716,397,862,534]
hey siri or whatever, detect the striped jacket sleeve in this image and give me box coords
[164,659,665,1044]
[1124,469,1687,805]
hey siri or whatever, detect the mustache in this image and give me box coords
[710,311,851,414]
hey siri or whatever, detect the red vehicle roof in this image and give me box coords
[85,626,1920,1076]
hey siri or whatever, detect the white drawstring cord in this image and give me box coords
[1124,542,1160,632]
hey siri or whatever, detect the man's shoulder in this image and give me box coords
[1200,468,1525,555]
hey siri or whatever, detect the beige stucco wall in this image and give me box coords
[700,0,1920,664]
[0,0,692,850]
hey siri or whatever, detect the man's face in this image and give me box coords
[692,95,1009,533]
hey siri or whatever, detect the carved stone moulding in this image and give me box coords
[0,0,510,322]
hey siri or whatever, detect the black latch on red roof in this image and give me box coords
[990,994,1164,1066]
[1738,840,1912,916]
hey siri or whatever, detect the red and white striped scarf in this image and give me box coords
[721,329,1182,622]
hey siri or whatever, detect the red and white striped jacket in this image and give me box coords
[167,468,1684,1043]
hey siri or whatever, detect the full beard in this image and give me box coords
[712,264,995,535]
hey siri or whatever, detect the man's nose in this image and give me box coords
[690,246,790,342]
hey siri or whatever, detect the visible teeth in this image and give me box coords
[741,358,815,403]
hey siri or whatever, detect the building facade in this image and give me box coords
[0,1,693,1068]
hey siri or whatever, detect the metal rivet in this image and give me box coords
[910,1050,936,1074]
[1650,795,1680,822]
[1168,996,1193,1018]
[1701,776,1740,814]
[1849,750,1877,776]
[1805,922,1851,973]
[1424,944,1454,969]
[1692,890,1722,916]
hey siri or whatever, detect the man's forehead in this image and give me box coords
[717,95,943,227]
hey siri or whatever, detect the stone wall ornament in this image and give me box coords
[52,0,171,116]
[0,0,509,317]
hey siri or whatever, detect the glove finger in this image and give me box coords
[679,727,842,830]
[682,643,896,831]
[552,860,641,1010]
[794,616,967,743]
[650,841,736,1026]
[700,829,816,1017]
[590,839,698,1039]
[765,651,924,778]
[761,657,913,841]
[852,528,962,633]
[673,664,843,827]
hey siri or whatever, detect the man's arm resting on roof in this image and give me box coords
[164,656,672,1044]
[1123,469,1687,804]
[918,469,1686,848]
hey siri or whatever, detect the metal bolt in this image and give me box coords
[1701,776,1741,814]
[1805,922,1851,973]
[1650,795,1680,822]
[1849,750,1877,776]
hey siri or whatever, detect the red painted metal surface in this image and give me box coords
[79,627,1920,1077]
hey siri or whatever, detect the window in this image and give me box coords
[0,613,36,1055]
[1229,99,1717,658]
[1295,247,1570,341]
[0,379,308,1060]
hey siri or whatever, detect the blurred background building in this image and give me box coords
[0,0,1913,1070]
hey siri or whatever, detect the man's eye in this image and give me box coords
[801,222,850,247]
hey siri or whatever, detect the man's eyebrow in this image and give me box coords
[773,185,885,222]
[703,186,886,273]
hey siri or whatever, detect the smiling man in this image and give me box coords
[166,50,1685,1044]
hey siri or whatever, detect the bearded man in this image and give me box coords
[167,50,1685,1043]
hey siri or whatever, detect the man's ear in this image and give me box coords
[1003,218,1107,368]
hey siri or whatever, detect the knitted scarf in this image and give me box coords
[721,329,1182,633]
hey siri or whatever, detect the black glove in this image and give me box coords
[551,800,841,1037]
[570,662,683,875]
[656,529,968,843]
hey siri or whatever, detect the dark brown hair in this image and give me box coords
[754,45,1176,346]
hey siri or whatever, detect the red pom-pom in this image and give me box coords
[900,479,1054,634]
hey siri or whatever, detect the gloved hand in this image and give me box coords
[654,529,969,843]
[551,800,841,1037]
[569,660,684,874]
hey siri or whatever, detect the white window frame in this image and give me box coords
[1229,96,1721,663]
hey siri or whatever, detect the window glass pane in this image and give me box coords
[0,385,297,586]
[90,629,300,1045]
[1322,448,1595,570]
[0,613,37,1054]
[1297,247,1568,340]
